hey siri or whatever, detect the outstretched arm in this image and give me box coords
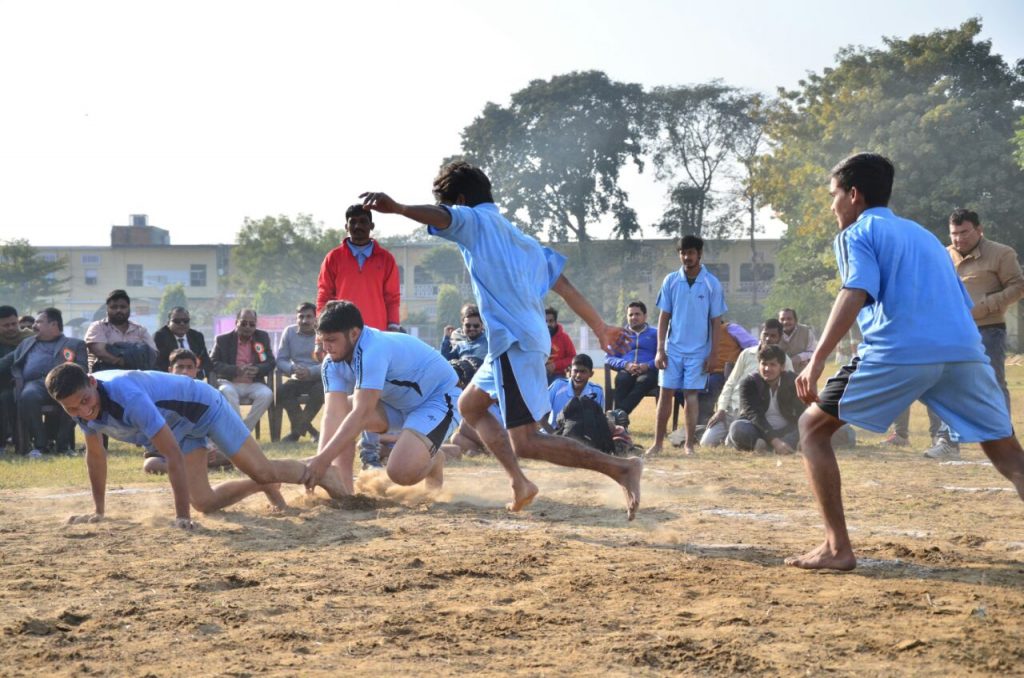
[68,432,108,524]
[305,388,382,490]
[150,425,192,526]
[360,192,452,229]
[795,288,867,403]
[551,275,628,353]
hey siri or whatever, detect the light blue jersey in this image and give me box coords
[322,327,458,411]
[655,266,727,357]
[430,203,566,359]
[835,207,987,364]
[547,378,604,426]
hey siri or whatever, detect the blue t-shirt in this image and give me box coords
[835,207,986,364]
[655,266,728,357]
[547,378,604,426]
[430,203,566,359]
[322,327,457,411]
[75,370,224,450]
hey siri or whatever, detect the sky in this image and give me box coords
[1,0,1021,247]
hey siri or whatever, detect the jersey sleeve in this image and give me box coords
[655,274,674,313]
[835,225,880,303]
[321,358,354,394]
[711,279,728,318]
[122,387,168,439]
[352,342,386,391]
[429,205,477,246]
[541,246,567,292]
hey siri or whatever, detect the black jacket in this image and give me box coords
[738,371,806,442]
[154,326,213,376]
[210,329,276,385]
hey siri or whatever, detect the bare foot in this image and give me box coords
[784,541,856,571]
[66,513,103,525]
[262,484,288,511]
[425,453,445,492]
[173,517,197,530]
[507,478,539,512]
[644,444,662,458]
[619,456,643,521]
[317,466,352,501]
[683,445,696,456]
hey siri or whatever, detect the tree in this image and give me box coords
[647,82,754,238]
[755,19,1024,328]
[0,239,69,313]
[419,244,467,287]
[230,214,343,314]
[435,284,463,339]
[1016,114,1024,168]
[158,283,188,321]
[456,70,645,250]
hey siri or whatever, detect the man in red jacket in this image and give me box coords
[317,204,402,467]
[545,307,577,385]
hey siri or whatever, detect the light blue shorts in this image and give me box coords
[472,345,549,428]
[658,353,708,391]
[381,387,462,455]
[836,360,1012,442]
[169,394,250,457]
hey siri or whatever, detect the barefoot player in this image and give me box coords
[789,152,1024,570]
[360,161,643,520]
[46,363,349,528]
[303,301,461,494]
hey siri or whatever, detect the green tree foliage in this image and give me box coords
[756,19,1024,327]
[435,284,463,339]
[158,283,188,321]
[0,239,69,313]
[1015,114,1024,168]
[230,214,343,314]
[419,244,467,287]
[456,70,645,246]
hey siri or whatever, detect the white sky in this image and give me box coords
[1,0,1021,247]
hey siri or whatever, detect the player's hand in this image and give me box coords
[303,454,332,491]
[654,349,668,370]
[173,517,197,530]
[444,325,455,338]
[596,323,631,354]
[66,513,103,525]
[707,410,725,426]
[360,192,401,214]
[796,358,824,404]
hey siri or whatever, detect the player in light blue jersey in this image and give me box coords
[303,301,462,495]
[790,152,1024,571]
[46,363,348,528]
[359,162,643,520]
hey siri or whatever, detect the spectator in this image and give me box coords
[696,319,760,426]
[18,315,35,332]
[153,306,213,377]
[143,348,231,474]
[728,345,802,453]
[0,305,34,448]
[446,303,480,343]
[211,309,275,432]
[8,308,87,456]
[547,353,604,427]
[545,306,576,384]
[648,235,727,456]
[777,308,817,373]
[440,309,488,361]
[702,318,792,446]
[316,203,402,469]
[84,289,156,372]
[604,300,658,415]
[276,302,324,443]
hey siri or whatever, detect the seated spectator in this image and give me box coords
[276,302,324,443]
[18,315,35,332]
[153,306,212,377]
[777,307,817,372]
[604,300,658,415]
[446,303,479,343]
[729,345,802,453]
[545,306,576,384]
[143,348,231,474]
[440,309,488,361]
[547,353,604,427]
[85,289,156,372]
[695,318,760,425]
[439,357,489,459]
[0,305,35,448]
[211,309,275,432]
[9,308,87,456]
[702,318,792,446]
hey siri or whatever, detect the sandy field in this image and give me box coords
[2,436,1024,676]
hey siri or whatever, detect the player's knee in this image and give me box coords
[190,493,218,514]
[386,464,423,486]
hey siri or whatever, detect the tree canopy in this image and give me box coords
[158,283,188,322]
[0,239,69,314]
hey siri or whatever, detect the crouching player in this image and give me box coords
[303,301,461,495]
[46,363,348,529]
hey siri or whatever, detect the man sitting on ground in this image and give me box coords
[777,307,817,373]
[729,345,802,454]
[547,353,604,428]
[440,309,488,362]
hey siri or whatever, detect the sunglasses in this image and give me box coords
[463,323,482,329]
[170,318,190,324]
[238,321,256,327]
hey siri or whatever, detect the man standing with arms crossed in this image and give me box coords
[317,204,402,469]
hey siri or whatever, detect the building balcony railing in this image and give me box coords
[411,283,474,299]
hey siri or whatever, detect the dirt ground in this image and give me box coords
[2,442,1024,676]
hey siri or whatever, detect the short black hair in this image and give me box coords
[545,307,558,321]
[19,314,34,325]
[345,204,373,222]
[571,353,594,370]
[0,305,18,319]
[762,318,784,334]
[757,344,787,366]
[106,289,130,305]
[949,207,980,227]
[433,161,494,206]
[678,235,704,252]
[318,300,364,334]
[167,306,188,320]
[627,300,647,315]
[168,348,198,367]
[40,307,63,331]
[296,302,316,314]
[830,152,894,207]
[45,362,90,401]
[779,308,798,322]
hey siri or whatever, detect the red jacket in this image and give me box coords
[316,239,401,330]
[548,323,577,376]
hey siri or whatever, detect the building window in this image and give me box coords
[705,263,730,282]
[41,253,58,263]
[740,263,774,282]
[127,264,143,287]
[190,264,207,287]
[85,268,98,286]
[81,254,101,265]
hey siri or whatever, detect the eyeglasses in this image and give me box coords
[238,321,256,327]
[463,323,482,329]
[170,318,190,324]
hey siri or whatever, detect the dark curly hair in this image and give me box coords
[432,161,494,206]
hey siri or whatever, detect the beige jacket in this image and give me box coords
[948,238,1024,327]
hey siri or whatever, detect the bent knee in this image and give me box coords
[191,494,219,514]
[387,466,425,486]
